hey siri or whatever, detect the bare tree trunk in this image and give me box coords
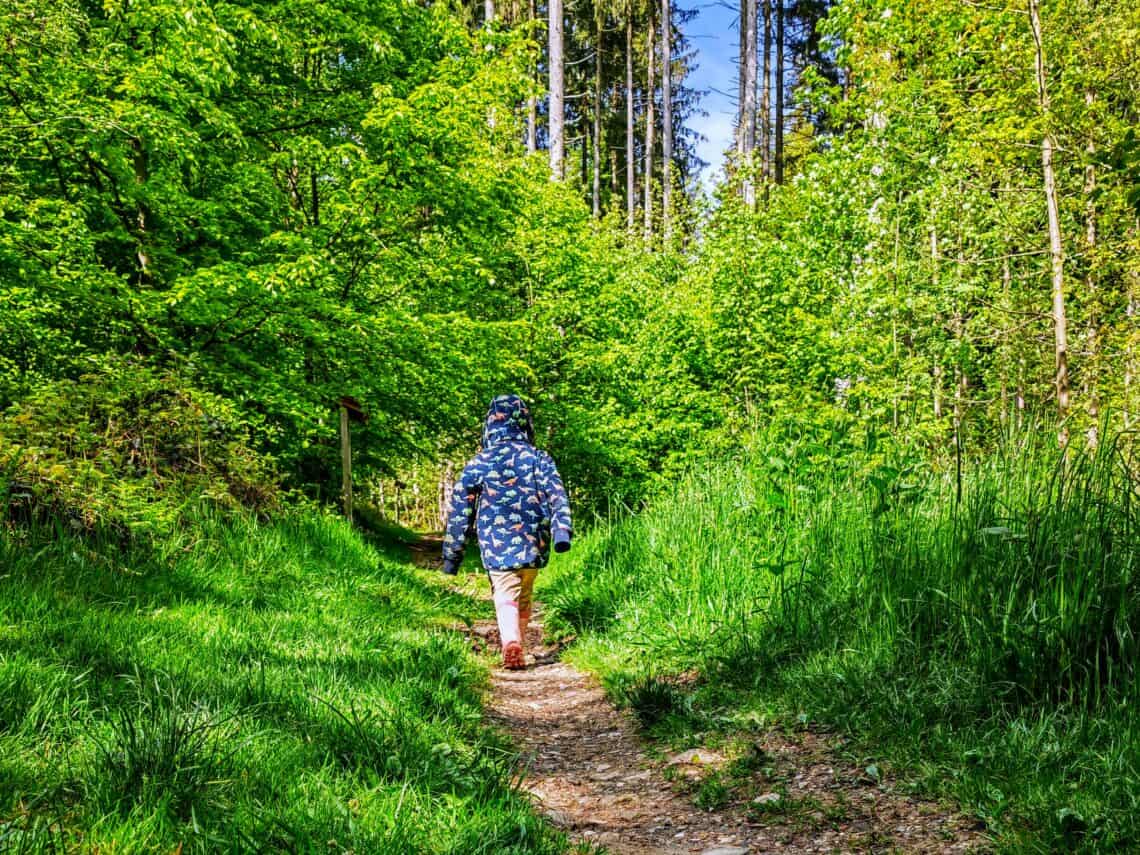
[1084,90,1099,447]
[132,138,150,283]
[593,14,603,217]
[340,406,353,522]
[891,203,901,430]
[738,0,746,152]
[953,233,968,462]
[644,9,655,240]
[581,124,589,187]
[931,227,943,420]
[774,0,784,185]
[1000,253,1012,425]
[1127,252,1138,430]
[1029,0,1070,442]
[485,0,494,25]
[438,462,455,530]
[661,0,673,241]
[739,0,757,207]
[760,0,771,184]
[626,16,636,228]
[549,0,565,179]
[526,0,537,153]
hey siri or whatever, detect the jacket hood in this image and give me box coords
[482,394,535,448]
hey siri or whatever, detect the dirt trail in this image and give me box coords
[468,614,987,855]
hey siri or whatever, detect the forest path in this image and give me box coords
[466,613,987,855]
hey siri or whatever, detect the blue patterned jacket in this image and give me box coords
[441,395,572,573]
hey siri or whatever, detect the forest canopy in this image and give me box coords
[2,0,1138,523]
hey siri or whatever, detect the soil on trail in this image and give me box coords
[466,614,987,855]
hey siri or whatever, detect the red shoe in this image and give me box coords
[502,641,525,670]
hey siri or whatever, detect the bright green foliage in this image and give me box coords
[1,0,555,496]
[544,429,1140,851]
[0,511,565,852]
[702,0,1140,449]
[1,360,277,534]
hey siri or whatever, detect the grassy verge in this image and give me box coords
[541,431,1140,853]
[0,510,566,853]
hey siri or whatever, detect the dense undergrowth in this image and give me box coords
[0,511,564,853]
[542,427,1140,853]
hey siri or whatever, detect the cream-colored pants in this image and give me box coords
[489,568,537,648]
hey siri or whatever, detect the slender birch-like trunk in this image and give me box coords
[526,0,537,153]
[739,0,757,207]
[661,0,673,240]
[1084,90,1099,447]
[593,14,603,217]
[1029,0,1070,441]
[1127,252,1138,430]
[774,0,784,185]
[760,0,771,183]
[549,0,565,179]
[626,16,636,228]
[931,227,943,420]
[1000,253,1012,425]
[644,9,655,239]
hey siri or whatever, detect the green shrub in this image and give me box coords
[1,359,277,536]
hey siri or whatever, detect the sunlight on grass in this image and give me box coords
[544,431,1140,853]
[0,511,565,853]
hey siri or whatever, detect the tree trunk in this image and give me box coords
[485,0,494,25]
[775,0,785,185]
[626,16,636,228]
[581,122,589,187]
[1000,253,1012,425]
[953,240,968,464]
[644,9,655,240]
[931,227,943,420]
[760,0,771,183]
[661,0,673,240]
[549,0,565,179]
[593,14,603,217]
[1029,0,1070,441]
[527,0,537,153]
[738,0,746,152]
[739,0,757,207]
[438,462,455,530]
[340,406,353,522]
[132,138,150,284]
[1084,89,1099,447]
[1127,248,1138,430]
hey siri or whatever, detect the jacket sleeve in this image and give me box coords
[538,452,572,552]
[442,456,485,569]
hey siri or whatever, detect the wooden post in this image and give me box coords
[340,404,352,521]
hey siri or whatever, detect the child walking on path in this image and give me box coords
[441,395,572,669]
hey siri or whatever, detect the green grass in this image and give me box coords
[0,510,567,853]
[542,429,1140,853]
